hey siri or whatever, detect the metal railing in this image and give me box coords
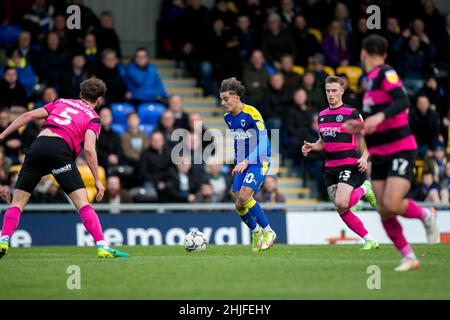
[0,202,446,213]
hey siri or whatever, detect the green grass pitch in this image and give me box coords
[1,244,449,299]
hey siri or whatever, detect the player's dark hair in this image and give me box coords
[325,76,345,87]
[80,78,107,102]
[362,34,388,56]
[219,77,245,97]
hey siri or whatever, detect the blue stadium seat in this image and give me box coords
[139,124,156,136]
[0,25,21,48]
[111,103,135,124]
[110,123,126,136]
[137,103,166,125]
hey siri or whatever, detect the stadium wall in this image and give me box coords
[3,210,450,247]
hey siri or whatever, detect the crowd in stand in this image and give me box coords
[0,0,449,206]
[158,0,450,202]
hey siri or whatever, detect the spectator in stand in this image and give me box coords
[157,110,177,151]
[83,33,100,74]
[195,182,219,203]
[157,0,184,59]
[205,161,231,202]
[322,20,351,67]
[279,54,302,91]
[384,17,402,66]
[39,31,68,88]
[68,0,100,42]
[0,68,27,110]
[290,14,322,67]
[139,130,172,194]
[210,0,236,29]
[421,0,446,43]
[158,156,203,203]
[231,15,257,62]
[178,0,210,78]
[262,73,294,131]
[197,18,228,97]
[188,112,214,156]
[397,33,433,94]
[15,31,40,74]
[168,95,189,130]
[95,49,128,105]
[350,17,370,65]
[21,0,55,42]
[2,48,37,98]
[339,73,360,109]
[308,53,328,87]
[254,175,286,204]
[97,107,122,171]
[285,88,313,176]
[424,143,447,185]
[33,85,58,109]
[93,11,122,58]
[98,176,132,211]
[121,112,150,173]
[52,14,72,53]
[242,49,271,106]
[302,71,327,113]
[240,0,265,39]
[124,47,168,105]
[61,54,89,99]
[0,108,22,165]
[420,77,448,119]
[409,95,441,159]
[278,0,299,28]
[437,13,450,72]
[261,12,296,68]
[334,2,352,36]
[418,171,441,203]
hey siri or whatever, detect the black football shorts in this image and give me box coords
[15,136,85,195]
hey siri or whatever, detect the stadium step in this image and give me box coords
[167,87,203,98]
[150,59,177,69]
[158,68,183,79]
[182,106,222,116]
[182,97,218,107]
[278,187,310,196]
[163,78,197,88]
[277,177,303,188]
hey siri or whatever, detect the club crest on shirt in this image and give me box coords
[256,121,265,131]
[241,119,246,127]
[386,70,399,84]
[336,115,343,122]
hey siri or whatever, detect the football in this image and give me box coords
[184,231,207,252]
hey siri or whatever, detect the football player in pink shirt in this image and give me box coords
[0,78,128,258]
[344,34,438,271]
